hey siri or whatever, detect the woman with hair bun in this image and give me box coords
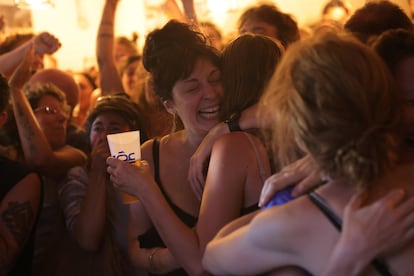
[107,20,222,275]
[108,29,285,275]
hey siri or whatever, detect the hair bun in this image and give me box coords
[143,20,206,73]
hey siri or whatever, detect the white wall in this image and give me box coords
[4,0,408,71]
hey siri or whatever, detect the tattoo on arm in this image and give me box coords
[15,105,38,155]
[2,201,34,247]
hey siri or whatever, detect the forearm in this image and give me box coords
[129,242,180,274]
[163,0,185,22]
[203,225,254,275]
[127,205,181,274]
[0,41,31,78]
[207,103,258,140]
[214,211,259,239]
[181,0,198,27]
[139,186,204,275]
[72,170,107,251]
[10,87,55,167]
[96,0,124,95]
[239,103,259,130]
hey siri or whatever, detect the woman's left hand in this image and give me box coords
[106,158,154,197]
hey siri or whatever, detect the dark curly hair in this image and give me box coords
[24,82,67,110]
[142,20,220,101]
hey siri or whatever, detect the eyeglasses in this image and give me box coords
[34,105,70,118]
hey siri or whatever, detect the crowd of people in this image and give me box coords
[1,0,414,275]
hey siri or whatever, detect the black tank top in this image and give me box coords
[138,139,197,276]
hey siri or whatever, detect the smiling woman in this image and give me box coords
[105,19,223,275]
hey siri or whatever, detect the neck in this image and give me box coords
[172,129,206,156]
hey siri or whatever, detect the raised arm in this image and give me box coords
[0,32,61,78]
[9,45,86,179]
[160,0,198,27]
[181,0,198,27]
[96,0,124,95]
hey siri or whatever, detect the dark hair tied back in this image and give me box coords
[142,20,220,101]
[143,20,207,71]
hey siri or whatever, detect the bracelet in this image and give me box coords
[148,247,161,272]
[224,112,242,132]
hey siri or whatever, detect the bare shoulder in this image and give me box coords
[251,195,337,255]
[141,138,156,158]
[212,132,261,156]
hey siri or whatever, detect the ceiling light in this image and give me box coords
[14,0,54,10]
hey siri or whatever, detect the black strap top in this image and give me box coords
[308,192,393,276]
[151,139,198,226]
[138,139,197,276]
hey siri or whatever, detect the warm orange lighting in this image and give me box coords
[14,0,54,10]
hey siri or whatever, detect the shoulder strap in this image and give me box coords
[151,139,172,203]
[242,132,269,183]
[150,138,197,225]
[152,138,161,185]
[308,192,342,230]
[308,192,393,276]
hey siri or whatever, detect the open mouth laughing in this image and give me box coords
[199,105,220,119]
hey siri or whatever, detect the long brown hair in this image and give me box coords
[260,32,402,189]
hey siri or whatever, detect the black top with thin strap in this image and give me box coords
[138,139,197,276]
[308,192,393,276]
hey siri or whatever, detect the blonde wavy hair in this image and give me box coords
[259,31,403,189]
